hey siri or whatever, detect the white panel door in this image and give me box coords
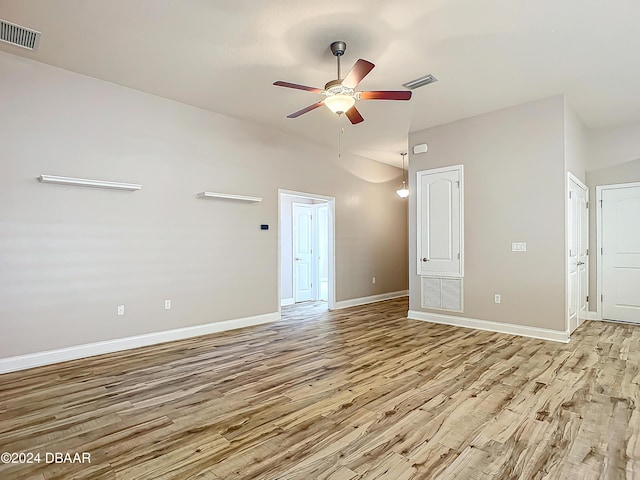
[602,186,640,322]
[293,203,313,302]
[417,166,463,276]
[568,177,588,333]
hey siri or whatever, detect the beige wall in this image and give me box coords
[0,52,408,358]
[564,101,588,184]
[408,96,566,331]
[588,120,640,170]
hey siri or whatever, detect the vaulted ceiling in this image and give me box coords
[1,0,639,167]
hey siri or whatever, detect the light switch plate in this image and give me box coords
[512,242,527,252]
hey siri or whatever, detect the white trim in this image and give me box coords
[278,189,336,311]
[0,312,280,374]
[280,298,295,306]
[566,172,589,335]
[38,175,142,191]
[196,192,262,202]
[334,291,409,310]
[407,310,569,343]
[584,311,602,321]
[596,182,640,321]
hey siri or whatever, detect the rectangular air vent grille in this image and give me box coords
[0,19,41,50]
[421,276,463,311]
[403,74,438,90]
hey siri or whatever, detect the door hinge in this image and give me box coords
[457,252,460,260]
[600,200,603,207]
[586,295,589,302]
[455,181,460,188]
[601,294,604,302]
[586,201,589,209]
[569,191,572,199]
[601,247,603,255]
[586,249,589,256]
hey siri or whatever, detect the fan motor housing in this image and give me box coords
[324,79,354,96]
[330,41,346,57]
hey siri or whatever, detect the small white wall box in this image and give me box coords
[413,143,428,154]
[512,242,527,252]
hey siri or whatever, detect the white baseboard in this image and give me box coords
[0,311,280,375]
[584,311,602,321]
[280,298,295,307]
[407,310,569,343]
[334,290,408,310]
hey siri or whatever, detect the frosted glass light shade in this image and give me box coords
[396,187,410,198]
[324,94,356,114]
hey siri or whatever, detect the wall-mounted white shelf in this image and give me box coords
[38,175,142,191]
[196,192,262,202]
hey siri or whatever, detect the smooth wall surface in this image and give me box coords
[564,102,588,184]
[0,52,408,358]
[408,96,566,331]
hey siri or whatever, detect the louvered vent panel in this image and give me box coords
[422,277,442,308]
[441,278,462,311]
[421,276,463,311]
[0,19,41,50]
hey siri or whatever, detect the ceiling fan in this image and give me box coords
[273,41,412,124]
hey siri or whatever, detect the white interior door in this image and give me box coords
[568,176,588,333]
[602,185,640,322]
[293,203,313,303]
[416,166,463,277]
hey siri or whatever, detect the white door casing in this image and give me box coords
[316,204,329,302]
[567,174,588,334]
[416,165,464,277]
[600,184,640,323]
[293,203,313,303]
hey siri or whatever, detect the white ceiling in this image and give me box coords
[2,0,640,167]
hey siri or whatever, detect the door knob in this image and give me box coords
[295,257,302,261]
[422,258,429,262]
[577,261,584,266]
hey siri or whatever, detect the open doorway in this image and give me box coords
[278,190,335,311]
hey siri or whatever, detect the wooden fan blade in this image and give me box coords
[342,59,375,89]
[274,81,324,94]
[286,101,325,118]
[345,106,364,125]
[359,91,412,100]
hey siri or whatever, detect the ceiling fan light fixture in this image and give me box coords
[324,94,356,114]
[396,152,409,198]
[396,186,410,198]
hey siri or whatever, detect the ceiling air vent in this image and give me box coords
[403,74,438,90]
[0,19,41,51]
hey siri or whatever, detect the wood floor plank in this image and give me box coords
[1,298,639,479]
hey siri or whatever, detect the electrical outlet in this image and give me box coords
[165,299,171,310]
[117,305,125,316]
[372,277,376,284]
[494,294,501,304]
[512,242,527,252]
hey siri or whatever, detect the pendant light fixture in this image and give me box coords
[396,152,409,198]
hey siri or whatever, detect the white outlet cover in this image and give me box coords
[512,242,527,252]
[117,305,125,315]
[165,300,171,310]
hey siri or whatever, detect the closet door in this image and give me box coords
[416,165,463,277]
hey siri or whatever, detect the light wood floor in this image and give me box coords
[1,298,639,479]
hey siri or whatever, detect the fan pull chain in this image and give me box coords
[338,115,345,158]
